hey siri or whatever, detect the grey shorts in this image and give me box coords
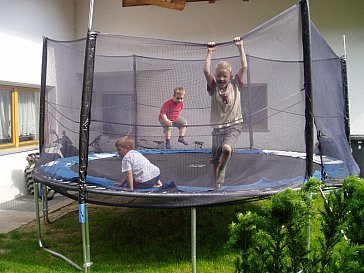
[159,117,187,133]
[210,123,243,164]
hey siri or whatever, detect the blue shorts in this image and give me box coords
[120,175,161,189]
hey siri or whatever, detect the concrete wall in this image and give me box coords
[0,150,37,202]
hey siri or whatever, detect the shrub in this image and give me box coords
[227,177,364,273]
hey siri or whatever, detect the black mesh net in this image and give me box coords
[34,3,359,208]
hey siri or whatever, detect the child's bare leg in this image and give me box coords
[213,162,219,178]
[178,127,188,145]
[165,129,172,149]
[179,126,186,137]
[215,144,232,188]
[219,144,232,169]
[164,129,172,140]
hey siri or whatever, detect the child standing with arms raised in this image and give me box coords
[203,37,248,189]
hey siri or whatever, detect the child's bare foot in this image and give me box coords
[155,180,163,187]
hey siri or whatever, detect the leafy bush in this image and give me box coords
[227,177,364,273]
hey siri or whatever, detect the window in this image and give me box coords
[0,84,39,149]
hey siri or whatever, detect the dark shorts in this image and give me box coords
[120,175,161,189]
[159,117,187,133]
[210,123,243,165]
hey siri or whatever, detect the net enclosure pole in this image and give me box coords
[133,55,138,144]
[300,0,314,178]
[39,37,47,152]
[300,0,314,259]
[38,36,49,222]
[34,41,48,245]
[36,35,47,248]
[88,0,95,31]
[191,208,197,273]
[78,29,98,271]
[246,55,254,148]
[341,35,350,143]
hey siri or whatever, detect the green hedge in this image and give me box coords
[226,176,364,273]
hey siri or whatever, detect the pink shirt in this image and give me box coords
[159,99,184,121]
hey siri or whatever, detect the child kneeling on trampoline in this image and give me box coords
[203,37,248,189]
[113,136,163,191]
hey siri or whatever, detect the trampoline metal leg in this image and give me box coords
[191,207,197,273]
[41,183,51,224]
[35,181,43,248]
[306,191,312,258]
[80,203,93,271]
[34,181,83,271]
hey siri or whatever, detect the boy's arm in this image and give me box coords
[112,173,126,186]
[161,114,172,126]
[234,37,248,81]
[160,113,169,122]
[160,102,173,126]
[203,42,216,87]
[126,170,134,191]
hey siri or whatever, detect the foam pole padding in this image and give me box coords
[79,30,98,204]
[300,0,314,177]
[341,57,350,143]
[39,37,48,152]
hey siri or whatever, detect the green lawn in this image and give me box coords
[0,201,264,273]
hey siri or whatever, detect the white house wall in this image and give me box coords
[0,151,33,202]
[0,0,75,85]
[0,0,75,203]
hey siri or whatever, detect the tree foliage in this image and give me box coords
[227,177,364,273]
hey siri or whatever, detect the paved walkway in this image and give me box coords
[0,194,74,234]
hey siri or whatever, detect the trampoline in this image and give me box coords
[34,148,345,208]
[33,0,360,271]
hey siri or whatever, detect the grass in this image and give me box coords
[0,200,266,273]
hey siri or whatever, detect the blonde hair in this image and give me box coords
[215,61,232,75]
[115,136,135,149]
[173,86,186,97]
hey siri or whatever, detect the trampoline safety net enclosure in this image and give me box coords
[34,3,359,208]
